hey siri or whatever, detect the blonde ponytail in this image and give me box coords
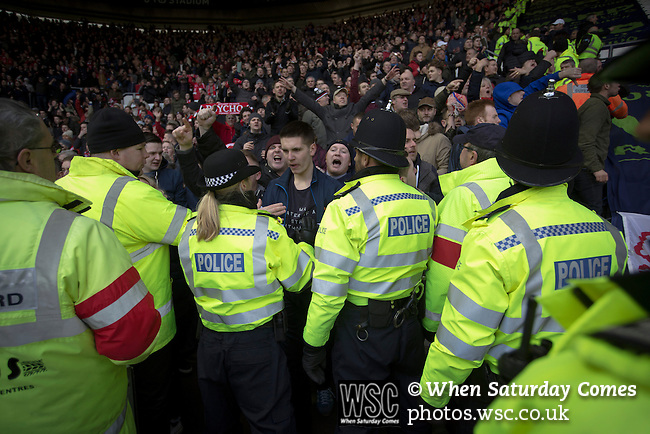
[196,191,221,242]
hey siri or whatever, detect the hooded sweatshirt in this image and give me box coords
[494,72,561,128]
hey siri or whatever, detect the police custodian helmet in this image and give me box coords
[351,109,409,168]
[497,90,583,187]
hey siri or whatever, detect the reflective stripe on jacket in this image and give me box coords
[420,185,627,408]
[476,275,649,433]
[423,159,512,333]
[526,37,548,55]
[57,157,192,351]
[578,33,603,59]
[304,173,437,347]
[1,171,160,433]
[179,205,314,332]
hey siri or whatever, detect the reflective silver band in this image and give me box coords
[101,176,135,229]
[198,300,283,326]
[447,283,503,330]
[0,209,87,347]
[161,205,189,245]
[435,224,466,243]
[462,182,492,210]
[281,249,312,289]
[83,280,148,330]
[601,218,627,274]
[130,242,163,263]
[348,273,421,295]
[436,323,490,362]
[178,219,196,289]
[105,400,128,434]
[193,281,281,303]
[312,278,348,297]
[157,298,173,317]
[315,247,358,274]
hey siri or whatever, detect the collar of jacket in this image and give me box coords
[351,165,399,180]
[463,183,570,230]
[590,93,611,106]
[67,156,138,179]
[439,158,509,195]
[1,170,91,213]
[275,163,319,188]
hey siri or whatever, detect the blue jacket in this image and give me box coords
[262,165,343,225]
[145,159,191,208]
[494,72,561,128]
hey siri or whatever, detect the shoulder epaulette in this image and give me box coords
[332,181,361,200]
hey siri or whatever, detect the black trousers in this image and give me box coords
[570,168,605,216]
[332,304,430,434]
[132,342,173,434]
[198,325,295,434]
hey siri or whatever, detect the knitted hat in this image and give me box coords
[87,107,146,154]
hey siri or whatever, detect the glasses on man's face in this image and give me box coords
[31,139,62,155]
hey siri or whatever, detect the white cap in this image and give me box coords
[552,19,565,25]
[437,40,447,47]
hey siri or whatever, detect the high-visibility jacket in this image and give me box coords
[420,185,627,408]
[577,33,603,60]
[526,36,548,56]
[476,274,649,433]
[556,73,628,119]
[0,171,160,433]
[494,34,510,58]
[303,171,437,347]
[554,47,579,72]
[57,157,192,352]
[178,204,314,332]
[423,159,512,333]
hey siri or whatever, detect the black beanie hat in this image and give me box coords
[87,108,146,154]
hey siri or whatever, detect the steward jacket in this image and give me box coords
[303,168,437,347]
[0,171,160,433]
[476,274,649,433]
[57,157,193,352]
[423,158,512,333]
[526,36,548,55]
[577,33,603,60]
[262,165,343,225]
[420,184,627,408]
[178,205,314,332]
[556,73,628,119]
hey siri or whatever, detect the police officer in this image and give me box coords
[423,124,511,335]
[0,99,161,432]
[420,91,627,416]
[476,273,650,433]
[302,109,436,432]
[177,149,314,433]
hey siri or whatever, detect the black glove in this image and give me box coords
[298,215,317,245]
[302,343,326,385]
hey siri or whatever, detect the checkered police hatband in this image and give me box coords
[204,171,236,187]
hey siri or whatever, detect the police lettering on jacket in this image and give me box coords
[554,255,611,289]
[388,214,431,237]
[195,253,245,272]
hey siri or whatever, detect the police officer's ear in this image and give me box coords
[309,142,316,157]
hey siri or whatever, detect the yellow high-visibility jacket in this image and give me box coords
[179,204,314,332]
[304,172,437,347]
[420,185,627,408]
[424,158,512,333]
[476,275,649,433]
[57,157,192,351]
[0,171,160,433]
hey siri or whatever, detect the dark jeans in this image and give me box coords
[570,168,604,216]
[332,304,430,434]
[132,343,173,434]
[198,325,295,434]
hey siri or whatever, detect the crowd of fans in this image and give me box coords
[1,0,618,213]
